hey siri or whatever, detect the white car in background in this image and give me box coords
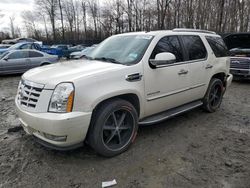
[16,29,232,157]
[69,46,96,59]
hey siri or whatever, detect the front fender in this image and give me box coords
[91,89,144,118]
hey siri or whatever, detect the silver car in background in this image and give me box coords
[69,46,95,59]
[0,49,58,75]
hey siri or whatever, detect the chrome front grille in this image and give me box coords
[17,80,44,109]
[230,58,250,69]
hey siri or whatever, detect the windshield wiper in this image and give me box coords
[93,57,122,64]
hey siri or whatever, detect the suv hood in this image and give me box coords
[22,59,124,89]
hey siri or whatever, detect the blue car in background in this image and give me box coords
[50,44,85,59]
[0,42,63,58]
[0,42,41,55]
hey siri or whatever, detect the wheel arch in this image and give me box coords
[40,62,51,66]
[92,93,141,117]
[85,93,142,146]
[211,72,227,87]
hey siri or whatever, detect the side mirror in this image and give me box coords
[149,52,176,68]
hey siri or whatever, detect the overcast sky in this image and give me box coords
[0,0,34,34]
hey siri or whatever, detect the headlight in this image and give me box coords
[48,82,74,113]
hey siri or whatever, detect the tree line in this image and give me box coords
[3,0,250,44]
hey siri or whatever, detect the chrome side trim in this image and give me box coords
[147,83,205,101]
[230,68,250,71]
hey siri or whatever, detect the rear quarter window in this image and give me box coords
[206,36,229,57]
[182,35,207,61]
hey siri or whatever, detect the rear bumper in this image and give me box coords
[16,98,92,149]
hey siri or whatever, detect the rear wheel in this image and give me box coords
[88,99,138,157]
[202,78,224,112]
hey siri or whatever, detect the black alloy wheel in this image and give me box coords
[102,109,135,151]
[202,78,224,112]
[88,99,138,157]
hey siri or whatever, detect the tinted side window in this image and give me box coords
[182,35,207,60]
[33,44,40,50]
[29,51,43,58]
[206,36,228,57]
[20,44,32,49]
[150,36,184,62]
[8,51,28,59]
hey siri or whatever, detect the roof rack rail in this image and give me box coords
[173,28,216,34]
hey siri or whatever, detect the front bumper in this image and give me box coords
[230,68,250,77]
[15,98,92,149]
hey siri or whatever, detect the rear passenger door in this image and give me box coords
[28,51,45,69]
[181,35,208,100]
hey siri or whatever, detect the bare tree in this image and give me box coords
[88,0,99,38]
[37,0,58,41]
[12,0,250,43]
[81,0,87,38]
[58,0,65,40]
[22,11,40,39]
[0,10,4,19]
[9,16,15,38]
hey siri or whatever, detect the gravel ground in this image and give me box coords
[0,75,249,188]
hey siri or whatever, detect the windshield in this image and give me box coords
[87,34,153,65]
[8,43,25,50]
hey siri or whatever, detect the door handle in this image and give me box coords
[205,64,213,69]
[178,69,188,75]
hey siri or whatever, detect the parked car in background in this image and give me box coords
[0,44,12,49]
[16,29,232,157]
[0,42,63,58]
[51,44,84,59]
[0,49,58,75]
[70,46,95,59]
[2,38,38,44]
[70,45,86,51]
[224,33,250,80]
[0,42,41,55]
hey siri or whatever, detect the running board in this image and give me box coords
[139,100,203,126]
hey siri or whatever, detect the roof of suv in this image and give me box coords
[116,29,219,37]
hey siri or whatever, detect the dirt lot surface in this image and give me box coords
[0,75,249,188]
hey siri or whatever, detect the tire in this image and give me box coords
[202,78,224,113]
[88,99,138,157]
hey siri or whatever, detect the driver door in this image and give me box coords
[144,35,191,117]
[2,51,29,74]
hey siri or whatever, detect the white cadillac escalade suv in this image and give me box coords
[16,29,233,157]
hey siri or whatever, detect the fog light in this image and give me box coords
[43,133,67,142]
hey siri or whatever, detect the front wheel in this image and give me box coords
[202,78,224,113]
[88,99,138,157]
